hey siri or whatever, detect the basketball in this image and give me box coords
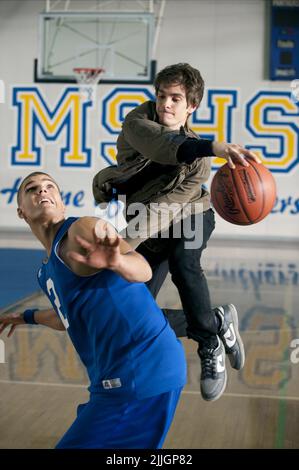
[210,158,277,225]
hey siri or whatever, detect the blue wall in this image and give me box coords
[0,249,46,309]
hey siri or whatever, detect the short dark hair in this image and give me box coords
[17,172,60,206]
[154,63,205,107]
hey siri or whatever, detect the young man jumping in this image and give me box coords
[0,172,186,449]
[93,63,260,401]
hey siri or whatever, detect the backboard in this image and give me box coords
[35,11,156,84]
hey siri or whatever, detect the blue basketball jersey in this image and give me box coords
[37,218,186,400]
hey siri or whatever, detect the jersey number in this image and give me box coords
[46,278,70,329]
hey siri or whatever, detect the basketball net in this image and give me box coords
[73,67,105,103]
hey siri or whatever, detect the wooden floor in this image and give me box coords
[0,241,299,449]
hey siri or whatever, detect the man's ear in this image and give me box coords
[17,207,24,219]
[187,104,198,116]
[18,207,29,223]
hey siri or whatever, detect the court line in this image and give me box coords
[0,379,86,388]
[183,390,299,401]
[0,379,299,401]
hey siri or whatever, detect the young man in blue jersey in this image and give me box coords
[93,63,260,401]
[0,171,186,449]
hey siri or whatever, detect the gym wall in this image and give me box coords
[0,0,298,243]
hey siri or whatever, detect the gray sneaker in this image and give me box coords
[198,336,227,401]
[215,304,245,370]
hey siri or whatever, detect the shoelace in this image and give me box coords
[199,349,217,379]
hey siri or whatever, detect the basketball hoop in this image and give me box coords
[73,67,105,85]
[73,67,105,103]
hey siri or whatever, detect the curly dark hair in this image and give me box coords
[154,63,204,107]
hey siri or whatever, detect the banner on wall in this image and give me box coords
[0,84,298,239]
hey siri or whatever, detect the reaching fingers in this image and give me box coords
[105,223,120,247]
[0,323,8,335]
[242,148,262,164]
[225,144,262,169]
[7,324,17,338]
[94,221,119,247]
[75,234,93,251]
[67,250,91,265]
[224,148,236,169]
[94,219,107,239]
[228,146,249,167]
[0,313,27,338]
[225,155,236,169]
[236,153,250,167]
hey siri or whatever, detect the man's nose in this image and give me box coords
[38,187,48,194]
[163,97,172,109]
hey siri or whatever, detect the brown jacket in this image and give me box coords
[93,101,212,240]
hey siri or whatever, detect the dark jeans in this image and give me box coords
[136,209,218,349]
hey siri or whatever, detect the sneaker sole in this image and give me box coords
[225,304,245,370]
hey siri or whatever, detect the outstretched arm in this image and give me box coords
[121,101,261,169]
[177,138,262,169]
[0,308,65,337]
[63,217,152,283]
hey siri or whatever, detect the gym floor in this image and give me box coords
[0,238,298,449]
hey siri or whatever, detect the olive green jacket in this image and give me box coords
[93,101,212,241]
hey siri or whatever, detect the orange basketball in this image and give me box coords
[210,158,277,225]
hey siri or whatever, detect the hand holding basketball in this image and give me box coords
[212,142,262,169]
[211,157,277,225]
